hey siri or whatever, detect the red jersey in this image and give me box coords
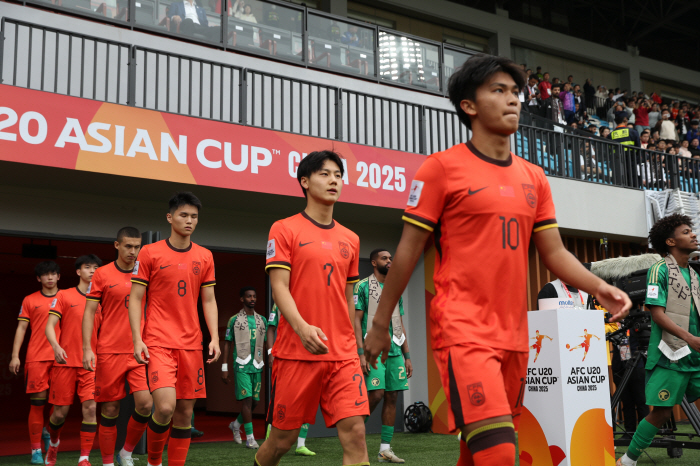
[17,290,60,363]
[403,142,557,352]
[49,287,102,367]
[88,261,145,354]
[131,239,216,350]
[265,212,360,361]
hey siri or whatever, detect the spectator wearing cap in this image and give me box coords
[686,120,700,142]
[609,112,640,147]
[538,72,552,99]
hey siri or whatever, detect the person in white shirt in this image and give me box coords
[656,111,679,142]
[169,0,220,41]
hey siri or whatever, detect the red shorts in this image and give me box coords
[25,361,53,394]
[49,366,95,405]
[95,353,149,402]
[267,357,369,430]
[433,344,528,433]
[146,347,206,399]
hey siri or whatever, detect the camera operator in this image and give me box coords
[610,304,649,438]
[618,213,700,466]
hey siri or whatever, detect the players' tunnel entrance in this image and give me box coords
[0,232,268,454]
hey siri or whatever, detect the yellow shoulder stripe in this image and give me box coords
[402,216,434,232]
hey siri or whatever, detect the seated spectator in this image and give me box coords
[233,0,257,22]
[690,138,700,157]
[538,72,552,99]
[600,127,611,138]
[651,129,661,144]
[580,141,602,180]
[588,125,599,136]
[679,139,692,157]
[340,25,360,46]
[168,0,220,41]
[655,110,679,142]
[638,152,666,189]
[640,130,650,149]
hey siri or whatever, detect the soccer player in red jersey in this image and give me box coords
[82,227,153,466]
[363,55,632,466]
[10,261,61,464]
[44,255,103,466]
[128,192,220,466]
[256,151,369,466]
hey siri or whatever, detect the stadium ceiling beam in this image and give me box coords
[627,3,697,43]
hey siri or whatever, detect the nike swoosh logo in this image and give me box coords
[160,265,172,269]
[34,305,42,309]
[195,388,203,392]
[468,186,488,195]
[71,304,78,307]
[299,241,314,247]
[109,284,118,288]
[354,400,367,406]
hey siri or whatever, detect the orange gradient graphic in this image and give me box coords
[518,406,566,466]
[569,408,615,466]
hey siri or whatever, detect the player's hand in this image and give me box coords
[359,354,368,375]
[82,348,96,372]
[298,324,329,355]
[364,325,391,369]
[9,357,21,375]
[207,340,221,363]
[134,340,150,364]
[222,370,229,384]
[687,336,700,354]
[594,282,631,322]
[268,354,274,366]
[53,345,68,365]
[405,358,413,378]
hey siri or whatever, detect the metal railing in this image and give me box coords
[2,17,699,195]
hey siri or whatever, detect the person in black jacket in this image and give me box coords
[523,75,543,117]
[543,83,566,126]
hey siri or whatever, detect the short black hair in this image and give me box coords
[75,254,103,270]
[117,226,141,242]
[369,248,390,263]
[169,192,202,214]
[35,260,60,278]
[240,286,256,297]
[551,82,562,90]
[614,112,628,125]
[648,213,694,255]
[448,54,526,129]
[296,150,345,198]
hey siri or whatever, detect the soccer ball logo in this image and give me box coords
[372,378,380,387]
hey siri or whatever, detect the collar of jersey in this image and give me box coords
[466,141,512,167]
[40,290,59,298]
[75,286,87,297]
[301,211,335,230]
[166,238,193,253]
[113,261,134,274]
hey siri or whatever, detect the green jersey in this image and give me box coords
[645,260,700,372]
[354,277,404,357]
[269,305,279,327]
[225,313,268,374]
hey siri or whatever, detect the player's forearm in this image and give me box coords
[128,297,144,344]
[354,312,364,350]
[401,324,410,354]
[649,307,695,343]
[11,324,28,359]
[266,328,276,347]
[373,225,427,329]
[82,303,97,351]
[271,285,306,334]
[221,341,230,364]
[45,316,60,349]
[202,302,219,344]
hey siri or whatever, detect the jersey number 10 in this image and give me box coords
[499,217,520,250]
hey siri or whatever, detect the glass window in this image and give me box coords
[443,47,473,91]
[378,30,440,92]
[307,13,375,77]
[134,0,223,44]
[226,0,303,62]
[30,0,129,23]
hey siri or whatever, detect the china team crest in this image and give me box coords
[521,184,537,208]
[338,241,350,259]
[277,404,286,421]
[151,371,159,384]
[192,261,201,275]
[467,382,485,406]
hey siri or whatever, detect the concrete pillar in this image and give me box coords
[319,0,347,17]
[488,28,511,58]
[620,47,642,93]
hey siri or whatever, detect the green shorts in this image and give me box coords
[366,354,408,392]
[235,371,262,401]
[645,365,700,407]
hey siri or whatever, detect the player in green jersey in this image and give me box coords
[263,304,316,456]
[223,287,267,450]
[618,214,700,466]
[354,249,412,463]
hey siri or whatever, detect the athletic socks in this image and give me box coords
[28,398,46,450]
[99,414,119,464]
[466,422,516,466]
[627,418,659,461]
[48,418,65,445]
[80,422,97,457]
[457,434,475,466]
[297,436,306,448]
[168,425,193,466]
[123,409,151,454]
[244,422,254,441]
[146,416,171,466]
[297,423,309,448]
[380,424,394,452]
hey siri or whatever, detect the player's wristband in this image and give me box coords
[268,349,272,355]
[221,363,228,371]
[357,348,364,355]
[403,352,411,360]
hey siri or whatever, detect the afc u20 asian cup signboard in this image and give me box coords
[519,309,615,466]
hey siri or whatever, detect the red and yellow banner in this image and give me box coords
[0,85,425,209]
